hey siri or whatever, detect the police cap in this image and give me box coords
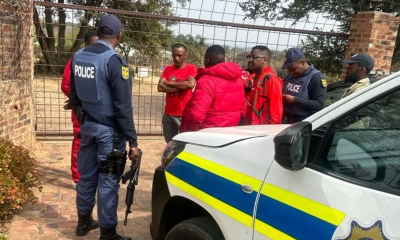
[98,14,122,36]
[281,48,305,69]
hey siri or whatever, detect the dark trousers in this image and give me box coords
[162,114,181,143]
[76,121,126,228]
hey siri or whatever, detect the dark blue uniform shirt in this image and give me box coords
[292,73,327,112]
[70,42,138,147]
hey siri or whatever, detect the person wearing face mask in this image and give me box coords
[341,53,375,99]
[281,48,327,124]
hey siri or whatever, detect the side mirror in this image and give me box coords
[273,121,312,171]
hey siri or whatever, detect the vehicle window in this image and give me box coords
[316,89,400,192]
[326,86,347,106]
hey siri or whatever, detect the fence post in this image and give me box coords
[344,11,399,75]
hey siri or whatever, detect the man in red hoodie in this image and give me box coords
[245,45,283,125]
[180,45,246,132]
[61,31,98,188]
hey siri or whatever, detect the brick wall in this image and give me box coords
[0,0,36,149]
[345,11,399,72]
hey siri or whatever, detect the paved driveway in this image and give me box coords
[7,136,166,240]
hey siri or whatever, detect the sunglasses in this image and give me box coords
[246,55,266,60]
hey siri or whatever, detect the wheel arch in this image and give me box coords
[157,196,222,240]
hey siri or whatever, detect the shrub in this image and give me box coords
[0,139,42,220]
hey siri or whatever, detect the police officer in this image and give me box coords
[69,14,140,240]
[281,48,327,124]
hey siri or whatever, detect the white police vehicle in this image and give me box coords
[150,72,400,240]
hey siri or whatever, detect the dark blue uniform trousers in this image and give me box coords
[76,121,126,228]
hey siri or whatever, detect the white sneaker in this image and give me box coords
[73,182,77,190]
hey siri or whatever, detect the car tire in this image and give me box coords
[165,217,224,240]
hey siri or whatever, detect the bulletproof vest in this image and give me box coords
[282,65,320,117]
[72,40,116,125]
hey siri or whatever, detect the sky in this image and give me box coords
[35,0,343,53]
[168,0,341,51]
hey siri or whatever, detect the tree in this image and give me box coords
[300,33,347,79]
[34,0,187,72]
[240,0,400,75]
[173,34,209,66]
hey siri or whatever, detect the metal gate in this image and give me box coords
[32,0,348,136]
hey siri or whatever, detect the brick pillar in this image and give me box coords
[0,0,36,149]
[344,11,399,73]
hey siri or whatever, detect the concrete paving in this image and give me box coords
[7,136,166,240]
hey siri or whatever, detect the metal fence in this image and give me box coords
[32,0,348,136]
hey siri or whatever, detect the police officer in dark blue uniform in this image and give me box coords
[281,48,327,124]
[69,14,140,240]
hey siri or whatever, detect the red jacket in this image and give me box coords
[245,66,283,125]
[180,62,246,132]
[61,59,72,96]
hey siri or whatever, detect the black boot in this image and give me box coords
[76,213,99,236]
[99,226,131,240]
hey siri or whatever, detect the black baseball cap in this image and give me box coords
[342,53,375,70]
[282,48,305,69]
[98,14,122,36]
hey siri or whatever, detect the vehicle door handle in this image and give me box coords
[241,184,253,194]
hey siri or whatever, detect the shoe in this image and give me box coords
[99,226,131,240]
[73,182,77,190]
[76,213,99,236]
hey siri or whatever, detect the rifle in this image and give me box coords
[121,149,142,226]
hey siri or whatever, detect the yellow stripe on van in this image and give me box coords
[261,183,346,226]
[165,171,253,227]
[254,219,296,240]
[177,151,262,191]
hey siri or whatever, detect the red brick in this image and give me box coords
[0,0,35,149]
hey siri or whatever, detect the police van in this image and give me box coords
[150,71,400,240]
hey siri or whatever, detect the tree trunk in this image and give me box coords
[44,0,55,54]
[57,0,66,66]
[33,6,56,72]
[69,0,104,54]
[69,11,92,54]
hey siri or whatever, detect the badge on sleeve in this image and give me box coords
[122,66,129,80]
[321,78,327,88]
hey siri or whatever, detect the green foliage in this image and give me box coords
[301,33,347,79]
[173,34,209,66]
[35,0,188,69]
[115,0,179,59]
[0,139,42,220]
[240,0,400,72]
[240,0,400,26]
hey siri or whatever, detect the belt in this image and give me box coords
[85,115,117,129]
[282,115,306,124]
[86,115,99,123]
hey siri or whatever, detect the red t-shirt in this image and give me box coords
[162,64,197,116]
